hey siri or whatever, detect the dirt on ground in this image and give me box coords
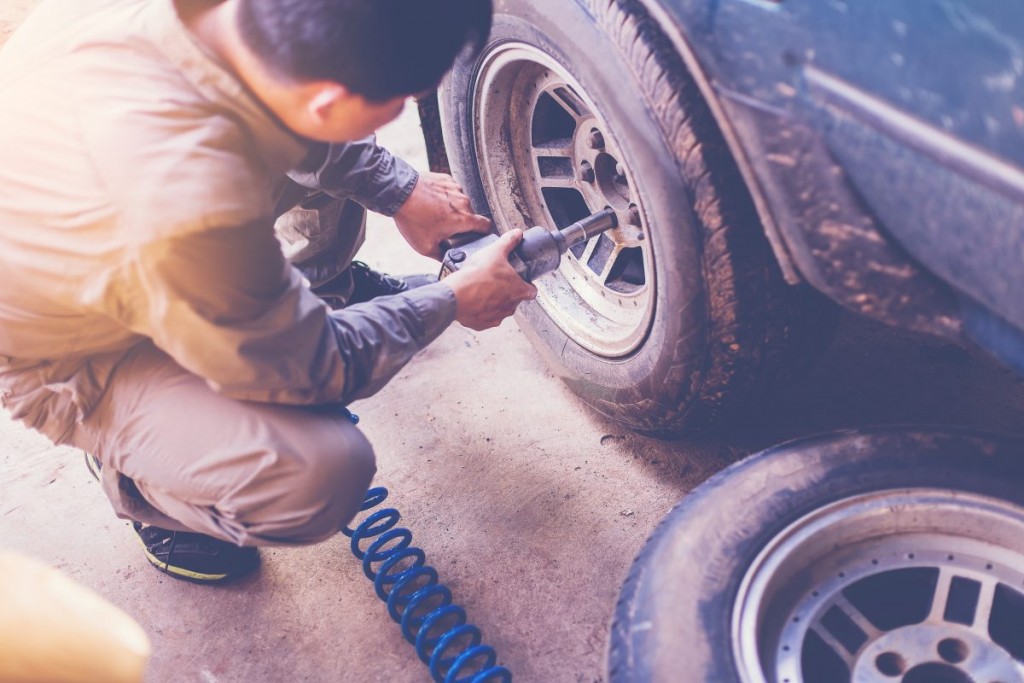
[3,4,1024,683]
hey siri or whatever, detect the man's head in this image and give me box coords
[236,0,493,141]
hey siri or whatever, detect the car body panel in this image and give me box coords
[639,0,1024,367]
[665,0,1023,163]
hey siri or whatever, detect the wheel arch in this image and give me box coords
[617,0,802,285]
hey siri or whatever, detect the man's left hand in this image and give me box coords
[394,172,491,259]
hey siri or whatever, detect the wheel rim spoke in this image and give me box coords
[590,240,621,285]
[537,174,577,190]
[834,595,884,644]
[546,85,590,121]
[928,567,999,636]
[818,595,883,659]
[969,578,998,636]
[928,567,958,623]
[576,237,600,266]
[807,625,859,670]
[531,144,574,159]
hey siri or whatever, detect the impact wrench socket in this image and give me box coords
[439,208,618,283]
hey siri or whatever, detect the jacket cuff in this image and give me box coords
[374,156,419,217]
[402,281,457,346]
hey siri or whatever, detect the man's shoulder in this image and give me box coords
[3,0,218,130]
[83,104,270,240]
[2,0,163,84]
[71,56,273,240]
[3,0,298,239]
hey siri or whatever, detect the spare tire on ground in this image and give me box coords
[608,427,1024,682]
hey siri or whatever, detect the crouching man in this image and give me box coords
[0,0,534,582]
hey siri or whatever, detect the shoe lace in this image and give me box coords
[164,531,179,572]
[134,522,179,571]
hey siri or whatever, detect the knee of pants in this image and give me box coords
[227,426,377,545]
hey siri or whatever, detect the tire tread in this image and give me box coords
[579,0,795,432]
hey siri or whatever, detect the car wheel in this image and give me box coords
[437,0,799,433]
[608,428,1024,682]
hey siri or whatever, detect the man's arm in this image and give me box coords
[289,137,418,216]
[108,220,457,405]
[290,138,491,259]
[95,217,536,405]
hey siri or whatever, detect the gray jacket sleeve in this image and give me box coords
[289,137,419,216]
[108,221,456,406]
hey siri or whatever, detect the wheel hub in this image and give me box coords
[855,624,1019,682]
[591,151,632,208]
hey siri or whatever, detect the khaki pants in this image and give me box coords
[70,186,377,546]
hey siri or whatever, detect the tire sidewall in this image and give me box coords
[610,428,1024,681]
[440,0,710,424]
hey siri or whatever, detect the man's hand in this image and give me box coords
[394,172,491,259]
[443,230,538,331]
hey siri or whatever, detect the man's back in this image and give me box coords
[0,0,306,438]
[0,0,133,358]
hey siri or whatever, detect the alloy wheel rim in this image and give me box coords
[733,489,1024,683]
[472,42,656,357]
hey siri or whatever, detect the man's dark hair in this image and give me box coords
[237,0,493,102]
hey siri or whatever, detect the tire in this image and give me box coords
[607,427,1024,682]
[438,0,797,434]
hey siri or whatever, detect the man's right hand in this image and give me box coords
[442,230,538,331]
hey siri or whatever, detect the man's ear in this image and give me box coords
[306,83,349,123]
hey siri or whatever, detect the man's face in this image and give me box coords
[282,88,408,143]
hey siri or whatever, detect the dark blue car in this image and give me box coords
[419,2,1024,681]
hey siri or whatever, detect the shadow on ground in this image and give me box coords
[750,309,1024,445]
[597,305,1024,492]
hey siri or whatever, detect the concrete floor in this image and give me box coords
[3,4,1024,682]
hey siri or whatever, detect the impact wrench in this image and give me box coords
[439,208,618,282]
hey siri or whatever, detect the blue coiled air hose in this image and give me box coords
[341,412,512,683]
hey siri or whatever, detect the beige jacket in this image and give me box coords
[0,0,456,442]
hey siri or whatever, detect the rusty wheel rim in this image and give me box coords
[472,43,656,358]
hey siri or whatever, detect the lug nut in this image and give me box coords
[579,161,595,183]
[627,205,642,227]
[587,131,605,150]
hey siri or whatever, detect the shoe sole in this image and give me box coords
[133,533,233,583]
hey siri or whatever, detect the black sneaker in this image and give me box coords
[345,261,438,306]
[85,453,258,583]
[133,523,260,584]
